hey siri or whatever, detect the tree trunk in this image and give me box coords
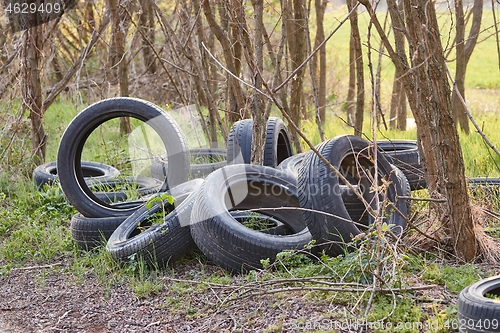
[387,0,407,130]
[346,34,356,126]
[402,0,477,261]
[286,0,307,152]
[347,0,364,136]
[202,0,246,123]
[451,0,482,134]
[108,0,131,134]
[23,25,47,165]
[250,0,266,165]
[313,0,327,123]
[360,0,478,261]
[139,0,156,74]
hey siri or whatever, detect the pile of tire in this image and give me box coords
[39,97,420,273]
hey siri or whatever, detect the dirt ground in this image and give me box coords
[0,261,354,333]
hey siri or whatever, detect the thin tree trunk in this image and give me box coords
[347,0,364,136]
[313,0,327,123]
[109,0,131,134]
[23,25,46,164]
[452,0,469,134]
[202,0,246,122]
[250,0,266,165]
[227,0,244,122]
[139,0,156,74]
[286,0,307,152]
[451,0,482,134]
[346,33,356,126]
[387,0,407,130]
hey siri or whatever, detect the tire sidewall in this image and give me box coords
[57,97,190,217]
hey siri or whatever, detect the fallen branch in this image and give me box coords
[230,283,437,301]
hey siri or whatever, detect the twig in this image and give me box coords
[390,202,443,244]
[445,65,500,159]
[11,263,62,271]
[398,196,447,203]
[145,321,161,329]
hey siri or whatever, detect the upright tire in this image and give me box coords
[227,117,293,167]
[298,135,409,255]
[458,276,500,333]
[264,117,294,167]
[57,97,190,218]
[226,119,253,165]
[190,164,312,273]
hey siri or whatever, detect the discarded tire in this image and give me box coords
[33,161,120,189]
[458,275,500,333]
[277,152,387,228]
[57,97,190,218]
[107,179,204,267]
[377,140,426,190]
[264,117,294,167]
[341,165,410,228]
[151,148,227,180]
[298,135,409,255]
[190,164,312,273]
[276,153,306,178]
[71,213,127,250]
[227,117,293,167]
[226,119,253,165]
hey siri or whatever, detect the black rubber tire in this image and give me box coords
[341,165,410,228]
[190,164,312,274]
[151,148,227,180]
[70,214,127,250]
[106,179,204,267]
[277,153,373,226]
[33,161,120,189]
[57,97,190,218]
[377,140,426,190]
[276,153,306,178]
[297,135,409,256]
[264,117,294,167]
[458,275,500,333]
[226,119,253,165]
[226,117,293,167]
